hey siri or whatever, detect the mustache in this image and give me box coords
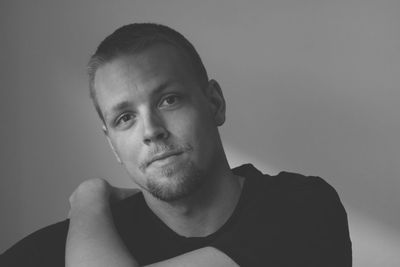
[139,143,192,171]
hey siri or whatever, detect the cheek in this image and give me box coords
[113,132,141,165]
[171,109,217,151]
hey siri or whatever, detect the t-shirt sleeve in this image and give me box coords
[0,220,69,267]
[210,175,352,267]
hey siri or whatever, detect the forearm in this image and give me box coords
[66,204,139,267]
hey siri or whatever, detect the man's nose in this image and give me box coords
[142,111,169,145]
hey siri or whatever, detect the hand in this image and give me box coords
[68,178,140,217]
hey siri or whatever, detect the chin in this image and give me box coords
[145,162,206,202]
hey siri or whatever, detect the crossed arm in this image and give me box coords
[66,179,239,267]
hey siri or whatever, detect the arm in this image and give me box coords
[66,179,139,267]
[66,179,238,267]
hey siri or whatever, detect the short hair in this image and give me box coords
[87,23,209,124]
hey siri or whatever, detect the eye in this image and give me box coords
[159,95,181,108]
[115,113,135,127]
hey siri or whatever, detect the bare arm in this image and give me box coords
[66,179,139,267]
[66,179,238,267]
[145,247,238,267]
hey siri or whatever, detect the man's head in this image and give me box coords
[89,23,228,202]
[88,23,209,124]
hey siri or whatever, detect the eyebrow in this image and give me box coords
[105,101,132,121]
[104,80,180,122]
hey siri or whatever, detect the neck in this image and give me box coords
[142,160,244,237]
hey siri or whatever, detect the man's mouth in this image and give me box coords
[147,151,183,167]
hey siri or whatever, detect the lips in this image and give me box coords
[147,151,183,166]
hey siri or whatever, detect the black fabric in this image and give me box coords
[1,164,352,266]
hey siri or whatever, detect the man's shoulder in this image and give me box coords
[214,164,352,266]
[241,165,347,226]
[0,193,145,266]
[3,219,70,253]
[233,163,343,212]
[274,170,338,194]
[234,163,337,194]
[1,219,69,266]
[270,170,343,208]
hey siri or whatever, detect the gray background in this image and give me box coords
[1,0,399,266]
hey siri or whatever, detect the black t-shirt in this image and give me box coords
[1,164,352,266]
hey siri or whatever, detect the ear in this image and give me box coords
[102,125,123,165]
[203,79,226,126]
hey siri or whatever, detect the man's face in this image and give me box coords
[93,44,226,201]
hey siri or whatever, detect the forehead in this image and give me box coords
[93,44,199,116]
[96,44,193,87]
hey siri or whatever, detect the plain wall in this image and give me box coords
[1,0,399,265]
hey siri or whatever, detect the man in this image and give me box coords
[1,23,352,266]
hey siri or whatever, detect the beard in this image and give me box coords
[144,160,206,202]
